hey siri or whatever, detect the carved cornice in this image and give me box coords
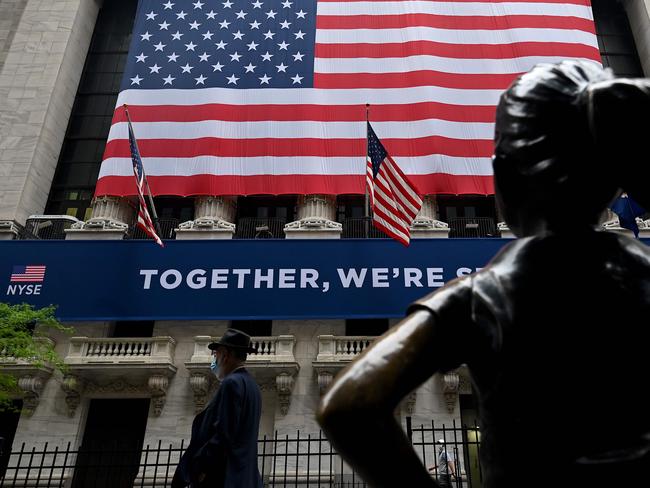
[71,218,129,231]
[17,375,45,416]
[411,217,449,230]
[276,373,295,416]
[284,218,342,231]
[189,372,216,413]
[177,217,236,231]
[61,375,85,417]
[316,371,334,395]
[402,391,417,415]
[441,372,460,414]
[148,375,170,416]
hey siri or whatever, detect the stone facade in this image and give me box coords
[0,0,100,223]
[6,321,466,453]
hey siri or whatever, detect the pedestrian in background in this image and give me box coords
[172,328,262,488]
[428,439,456,487]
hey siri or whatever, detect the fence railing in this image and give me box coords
[129,219,179,240]
[447,217,497,238]
[0,421,481,487]
[23,216,81,240]
[234,217,288,239]
[341,217,385,239]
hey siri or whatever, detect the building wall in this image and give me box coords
[0,0,99,223]
[624,0,650,75]
[9,320,464,452]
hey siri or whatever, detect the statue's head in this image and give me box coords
[493,60,650,237]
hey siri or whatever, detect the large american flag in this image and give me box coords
[96,0,600,197]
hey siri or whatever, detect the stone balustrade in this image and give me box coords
[186,335,299,414]
[66,337,176,364]
[315,335,376,363]
[62,337,177,417]
[313,335,377,394]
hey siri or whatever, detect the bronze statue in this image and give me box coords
[317,60,650,487]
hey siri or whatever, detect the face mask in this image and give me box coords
[210,356,220,377]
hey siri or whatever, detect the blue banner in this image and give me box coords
[0,239,513,321]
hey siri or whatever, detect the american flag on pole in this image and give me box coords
[127,112,165,247]
[96,0,600,197]
[367,122,422,246]
[10,265,46,283]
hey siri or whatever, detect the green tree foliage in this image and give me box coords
[0,303,72,410]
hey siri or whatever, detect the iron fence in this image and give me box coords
[406,418,482,488]
[341,217,385,239]
[447,217,498,238]
[0,422,482,487]
[128,219,179,240]
[235,218,288,239]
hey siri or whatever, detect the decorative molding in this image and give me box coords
[283,218,343,231]
[68,196,131,233]
[602,217,650,236]
[285,195,342,238]
[189,372,213,413]
[177,217,236,232]
[403,391,417,415]
[441,372,460,413]
[148,375,170,416]
[17,375,45,416]
[176,196,237,238]
[83,379,142,394]
[0,220,19,239]
[61,375,84,417]
[411,217,450,230]
[317,371,334,395]
[195,196,237,222]
[276,373,295,415]
[497,222,516,238]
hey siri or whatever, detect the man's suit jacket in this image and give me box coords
[172,368,263,488]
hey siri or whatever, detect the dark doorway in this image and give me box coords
[71,399,150,488]
[0,400,22,479]
[345,318,389,336]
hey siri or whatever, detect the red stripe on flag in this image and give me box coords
[95,174,493,197]
[314,71,520,90]
[104,136,493,158]
[315,41,601,61]
[316,14,596,32]
[113,102,497,123]
[317,0,592,4]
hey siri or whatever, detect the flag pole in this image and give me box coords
[123,104,162,235]
[365,103,370,238]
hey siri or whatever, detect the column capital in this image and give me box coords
[176,196,237,239]
[284,195,342,239]
[65,196,132,240]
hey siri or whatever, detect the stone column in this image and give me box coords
[175,196,237,239]
[623,0,650,76]
[0,220,20,240]
[0,0,101,224]
[410,195,449,238]
[284,195,342,239]
[65,196,132,240]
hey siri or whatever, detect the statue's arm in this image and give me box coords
[316,309,446,488]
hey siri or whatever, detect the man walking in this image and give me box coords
[172,329,263,488]
[428,439,457,487]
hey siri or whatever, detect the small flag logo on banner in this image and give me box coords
[10,265,46,283]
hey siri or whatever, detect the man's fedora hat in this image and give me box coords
[208,328,257,353]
